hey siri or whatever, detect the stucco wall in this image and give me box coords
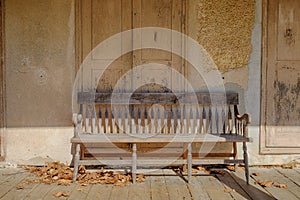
[5,0,74,127]
[3,0,300,165]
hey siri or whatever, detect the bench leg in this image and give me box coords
[73,144,80,183]
[187,143,192,183]
[132,143,137,184]
[233,142,238,171]
[243,142,250,185]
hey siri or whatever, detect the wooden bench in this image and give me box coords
[71,92,251,184]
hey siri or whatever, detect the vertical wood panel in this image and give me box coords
[0,0,4,160]
[261,0,300,153]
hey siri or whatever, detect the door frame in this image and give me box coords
[260,0,300,154]
[0,0,5,161]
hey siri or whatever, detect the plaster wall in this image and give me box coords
[5,0,75,127]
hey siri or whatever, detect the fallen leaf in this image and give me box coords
[224,189,232,193]
[192,168,198,173]
[274,183,288,189]
[53,191,69,198]
[209,177,216,181]
[251,172,260,176]
[25,162,146,186]
[114,181,126,187]
[236,166,245,172]
[16,185,24,190]
[213,170,225,175]
[227,166,235,171]
[197,166,211,174]
[281,165,293,169]
[256,180,274,187]
[78,166,86,174]
[197,166,206,171]
[136,174,145,183]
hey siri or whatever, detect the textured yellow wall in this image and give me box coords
[195,0,255,72]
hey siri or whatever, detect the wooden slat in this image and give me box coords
[78,92,239,104]
[43,184,76,200]
[276,168,300,187]
[230,170,276,200]
[78,159,186,166]
[86,185,113,200]
[251,168,300,199]
[162,169,192,200]
[127,178,151,200]
[110,182,129,199]
[72,134,252,143]
[23,183,56,200]
[215,171,252,200]
[195,175,233,200]
[67,183,91,200]
[187,179,211,200]
[0,169,35,199]
[149,170,169,200]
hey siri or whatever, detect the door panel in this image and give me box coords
[78,0,186,156]
[80,0,132,91]
[0,0,4,160]
[132,0,185,92]
[79,0,185,92]
[261,0,300,153]
[277,0,300,61]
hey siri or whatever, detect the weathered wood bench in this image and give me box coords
[71,92,251,184]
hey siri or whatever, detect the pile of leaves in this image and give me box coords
[24,162,145,187]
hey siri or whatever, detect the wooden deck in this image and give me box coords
[0,167,299,200]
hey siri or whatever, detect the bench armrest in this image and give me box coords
[73,113,83,137]
[235,113,250,125]
[233,105,250,137]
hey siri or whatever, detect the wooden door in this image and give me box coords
[77,0,186,159]
[79,0,133,91]
[0,0,4,160]
[77,0,185,92]
[132,0,185,92]
[261,0,300,154]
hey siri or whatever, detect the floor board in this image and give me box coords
[229,169,275,200]
[0,167,299,200]
[250,168,299,200]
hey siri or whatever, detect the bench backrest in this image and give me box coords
[74,92,247,136]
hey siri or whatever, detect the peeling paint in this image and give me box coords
[274,78,300,125]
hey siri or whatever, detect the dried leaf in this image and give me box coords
[53,191,69,198]
[78,166,86,174]
[213,170,225,175]
[281,165,293,169]
[16,185,24,190]
[224,189,232,193]
[251,172,260,176]
[256,180,274,188]
[209,177,216,181]
[274,183,288,189]
[57,179,72,186]
[192,168,198,173]
[197,166,211,174]
[136,174,145,183]
[26,162,145,186]
[226,166,235,171]
[236,166,245,172]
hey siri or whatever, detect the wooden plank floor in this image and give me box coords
[0,167,299,200]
